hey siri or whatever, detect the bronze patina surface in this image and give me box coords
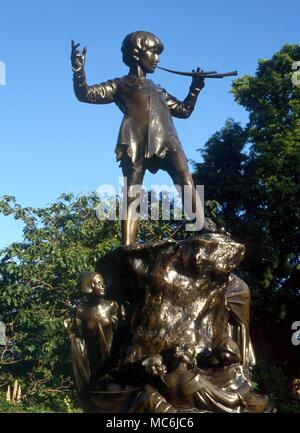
[68,31,271,413]
[71,31,207,245]
[66,233,270,412]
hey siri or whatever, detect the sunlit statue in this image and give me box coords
[64,272,118,395]
[71,31,207,245]
[132,343,269,413]
[69,31,271,413]
[119,234,270,413]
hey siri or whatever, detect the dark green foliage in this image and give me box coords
[0,192,187,411]
[0,193,121,411]
[252,359,300,413]
[193,118,248,229]
[193,45,300,318]
[193,44,300,395]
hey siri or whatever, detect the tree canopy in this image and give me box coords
[193,44,300,373]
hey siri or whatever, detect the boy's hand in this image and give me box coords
[71,40,87,72]
[191,66,205,90]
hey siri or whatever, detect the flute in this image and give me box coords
[157,66,238,79]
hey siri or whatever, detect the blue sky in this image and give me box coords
[0,0,299,248]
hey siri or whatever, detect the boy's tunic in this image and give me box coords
[73,71,201,173]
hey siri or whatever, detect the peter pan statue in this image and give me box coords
[71,31,207,245]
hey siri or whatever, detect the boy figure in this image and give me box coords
[71,31,206,245]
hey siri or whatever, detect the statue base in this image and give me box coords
[67,233,272,413]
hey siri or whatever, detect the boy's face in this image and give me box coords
[137,46,159,74]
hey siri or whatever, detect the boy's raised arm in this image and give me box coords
[71,40,117,104]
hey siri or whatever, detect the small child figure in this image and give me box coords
[71,31,207,245]
[65,272,118,394]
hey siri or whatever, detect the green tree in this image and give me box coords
[232,44,300,299]
[0,193,121,411]
[193,118,248,230]
[0,192,185,411]
[193,44,300,373]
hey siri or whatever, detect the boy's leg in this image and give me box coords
[121,166,146,245]
[164,152,205,231]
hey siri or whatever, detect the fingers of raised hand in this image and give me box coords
[72,40,79,50]
[71,40,82,56]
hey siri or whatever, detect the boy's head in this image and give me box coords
[121,31,164,73]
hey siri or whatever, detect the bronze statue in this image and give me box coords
[71,31,207,245]
[87,233,270,412]
[68,31,271,413]
[65,213,271,413]
[64,272,119,396]
[132,345,269,413]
